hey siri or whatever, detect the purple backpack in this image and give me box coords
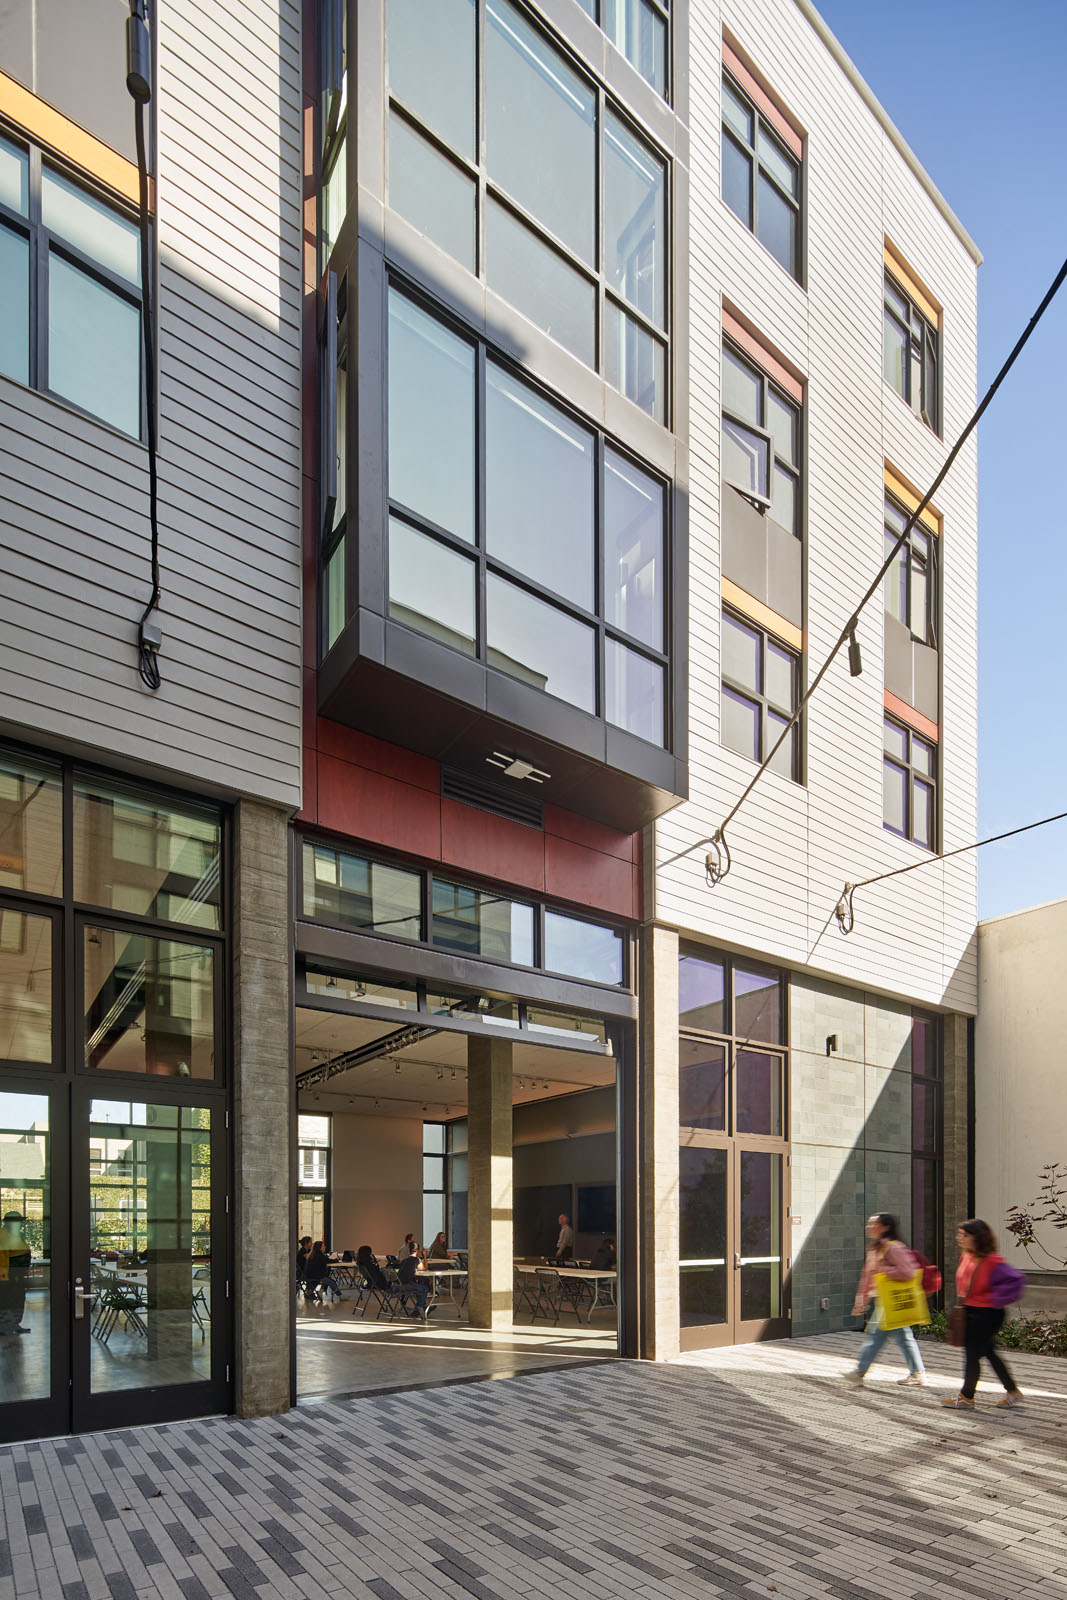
[984,1258,1027,1309]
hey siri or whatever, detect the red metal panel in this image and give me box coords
[314,720,441,790]
[544,834,635,920]
[297,746,318,825]
[440,799,546,892]
[544,803,636,863]
[317,754,442,857]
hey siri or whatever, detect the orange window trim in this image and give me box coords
[884,462,942,536]
[722,39,803,160]
[884,690,938,743]
[0,70,143,208]
[884,237,940,326]
[721,578,803,653]
[722,307,803,403]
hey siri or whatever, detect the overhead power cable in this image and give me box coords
[834,808,1067,934]
[660,250,1067,888]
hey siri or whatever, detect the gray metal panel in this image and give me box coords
[766,517,803,627]
[912,641,940,724]
[721,486,768,605]
[883,613,913,706]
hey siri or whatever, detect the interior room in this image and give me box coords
[292,983,621,1401]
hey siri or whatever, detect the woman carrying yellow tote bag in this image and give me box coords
[845,1214,927,1388]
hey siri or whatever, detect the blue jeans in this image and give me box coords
[857,1307,924,1376]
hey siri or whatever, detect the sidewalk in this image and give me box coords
[1,1333,1064,1600]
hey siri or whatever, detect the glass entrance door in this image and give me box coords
[734,1145,788,1341]
[71,1091,227,1433]
[0,1083,68,1444]
[679,1141,789,1348]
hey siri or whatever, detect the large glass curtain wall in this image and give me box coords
[384,0,670,420]
[385,288,669,744]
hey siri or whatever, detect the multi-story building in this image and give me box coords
[0,0,979,1444]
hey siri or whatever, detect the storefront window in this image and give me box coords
[0,749,63,898]
[83,928,216,1079]
[73,778,222,931]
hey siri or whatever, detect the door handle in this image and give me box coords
[73,1280,96,1319]
[734,1252,741,1270]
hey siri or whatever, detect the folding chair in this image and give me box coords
[514,1268,538,1321]
[532,1268,563,1324]
[353,1265,391,1318]
[382,1265,423,1320]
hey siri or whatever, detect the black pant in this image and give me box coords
[962,1306,1016,1398]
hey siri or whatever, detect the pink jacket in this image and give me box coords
[856,1240,918,1305]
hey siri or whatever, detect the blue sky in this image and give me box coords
[812,0,1067,919]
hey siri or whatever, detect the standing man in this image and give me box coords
[553,1213,574,1265]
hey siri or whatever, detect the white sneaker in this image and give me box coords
[897,1372,926,1387]
[844,1370,866,1387]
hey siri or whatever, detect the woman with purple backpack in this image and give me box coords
[943,1218,1026,1410]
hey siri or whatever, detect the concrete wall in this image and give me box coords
[327,1112,422,1255]
[976,899,1067,1284]
[0,0,303,809]
[654,0,979,1014]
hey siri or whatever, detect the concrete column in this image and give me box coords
[232,799,292,1417]
[639,923,679,1361]
[466,1037,513,1329]
[942,1012,972,1280]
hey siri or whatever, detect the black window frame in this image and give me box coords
[883,715,937,851]
[384,281,672,747]
[380,0,672,423]
[297,832,631,990]
[884,492,937,648]
[720,68,802,282]
[720,608,801,782]
[720,336,801,532]
[883,268,939,435]
[0,127,146,441]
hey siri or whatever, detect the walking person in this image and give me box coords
[943,1219,1025,1410]
[846,1213,926,1388]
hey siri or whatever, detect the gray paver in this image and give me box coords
[2,1335,1066,1600]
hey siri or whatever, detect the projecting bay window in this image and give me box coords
[720,610,800,782]
[320,272,348,654]
[384,0,670,421]
[575,0,669,97]
[319,0,347,268]
[386,287,669,745]
[0,130,143,437]
[883,716,936,851]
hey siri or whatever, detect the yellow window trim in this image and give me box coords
[721,578,803,652]
[884,237,940,326]
[0,69,143,208]
[883,462,942,536]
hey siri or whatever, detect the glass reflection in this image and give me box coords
[487,575,595,713]
[48,255,141,437]
[83,928,216,1079]
[735,1048,783,1135]
[0,134,28,215]
[486,199,595,365]
[733,965,782,1043]
[739,1150,781,1321]
[486,364,594,608]
[604,450,663,650]
[302,842,422,940]
[0,911,52,1065]
[605,639,663,745]
[603,0,667,95]
[432,879,535,964]
[388,0,476,159]
[605,303,664,421]
[678,948,725,1034]
[0,224,29,385]
[42,169,140,283]
[605,111,665,326]
[680,1037,726,1130]
[388,292,475,542]
[0,1092,49,1398]
[74,778,222,930]
[0,748,63,897]
[389,112,476,271]
[389,519,476,655]
[679,1144,728,1327]
[543,911,623,984]
[486,0,595,263]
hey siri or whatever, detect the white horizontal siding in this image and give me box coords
[657,0,978,1014]
[0,0,303,809]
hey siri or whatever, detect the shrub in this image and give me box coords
[915,1309,1067,1357]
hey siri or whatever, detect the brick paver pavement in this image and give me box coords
[1,1333,1064,1600]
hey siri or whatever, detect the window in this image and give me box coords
[432,880,535,964]
[0,131,142,436]
[298,1113,331,1246]
[301,841,422,940]
[910,1012,942,1273]
[721,611,800,780]
[320,0,347,267]
[575,0,668,97]
[884,495,935,646]
[83,927,216,1079]
[884,270,938,432]
[73,776,222,931]
[386,288,669,743]
[883,717,936,850]
[383,0,670,420]
[721,341,800,533]
[721,72,800,279]
[422,1122,446,1245]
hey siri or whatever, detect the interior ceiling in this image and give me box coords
[294,1007,614,1118]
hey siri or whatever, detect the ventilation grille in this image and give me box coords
[441,768,545,830]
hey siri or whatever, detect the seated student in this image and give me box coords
[355,1244,389,1291]
[295,1235,312,1282]
[590,1237,617,1271]
[302,1241,340,1302]
[396,1241,430,1315]
[425,1231,451,1262]
[397,1231,418,1262]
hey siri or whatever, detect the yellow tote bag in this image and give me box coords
[874,1270,929,1331]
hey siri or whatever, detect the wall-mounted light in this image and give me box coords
[826,1034,838,1056]
[847,623,862,677]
